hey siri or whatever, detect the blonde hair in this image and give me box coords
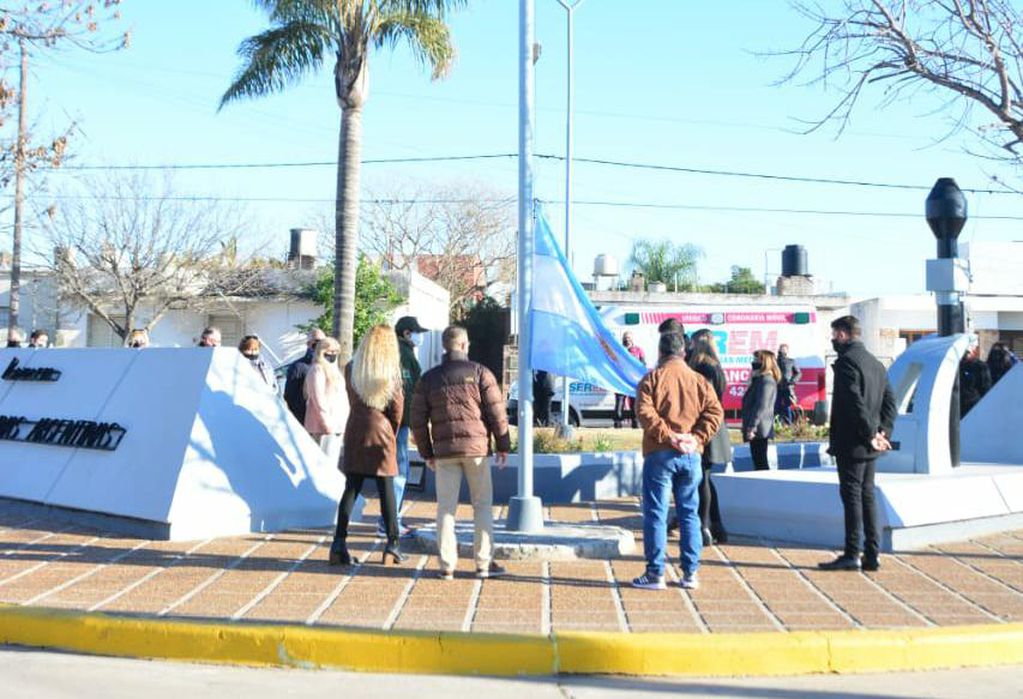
[754,349,782,383]
[304,337,342,399]
[126,329,149,348]
[350,325,400,411]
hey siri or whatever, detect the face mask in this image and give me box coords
[245,353,260,362]
[410,334,422,348]
[778,351,787,358]
[130,342,142,349]
[832,339,848,354]
[324,354,338,364]
[752,361,763,370]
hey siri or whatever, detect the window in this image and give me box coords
[87,314,126,347]
[899,329,934,346]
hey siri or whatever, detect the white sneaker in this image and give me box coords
[680,573,700,590]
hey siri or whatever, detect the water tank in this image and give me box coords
[593,254,619,277]
[781,244,809,277]
[289,228,318,270]
[649,281,667,293]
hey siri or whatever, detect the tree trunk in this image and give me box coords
[9,39,28,335]
[334,104,362,360]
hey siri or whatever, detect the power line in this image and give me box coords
[47,152,1020,195]
[8,192,1023,220]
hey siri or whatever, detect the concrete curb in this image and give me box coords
[2,604,1023,677]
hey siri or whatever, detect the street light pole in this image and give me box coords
[508,0,544,533]
[554,0,587,435]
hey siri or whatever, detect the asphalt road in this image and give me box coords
[2,646,1021,699]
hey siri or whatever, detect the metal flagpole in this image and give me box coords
[507,0,544,533]
[555,0,587,435]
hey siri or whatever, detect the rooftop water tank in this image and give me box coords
[781,244,809,277]
[593,254,619,277]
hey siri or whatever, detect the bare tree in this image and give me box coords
[359,184,516,317]
[43,173,263,341]
[1,1,128,332]
[781,0,1023,157]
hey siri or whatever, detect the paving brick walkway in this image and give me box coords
[1,497,1021,634]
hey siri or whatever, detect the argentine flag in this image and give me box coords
[530,209,647,395]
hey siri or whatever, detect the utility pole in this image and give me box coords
[9,37,29,335]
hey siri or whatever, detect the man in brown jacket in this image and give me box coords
[411,325,511,580]
[634,332,723,591]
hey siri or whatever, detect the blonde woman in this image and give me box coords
[126,329,150,348]
[741,349,780,471]
[329,325,405,567]
[303,338,348,448]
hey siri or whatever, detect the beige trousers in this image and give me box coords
[435,456,493,572]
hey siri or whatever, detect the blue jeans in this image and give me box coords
[642,449,703,578]
[379,426,409,531]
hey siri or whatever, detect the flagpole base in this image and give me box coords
[506,496,545,533]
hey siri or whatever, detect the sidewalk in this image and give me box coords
[2,496,1020,635]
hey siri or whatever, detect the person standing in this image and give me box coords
[959,341,992,417]
[303,337,348,448]
[390,316,427,538]
[329,325,405,567]
[239,335,276,390]
[6,328,23,348]
[284,328,327,424]
[28,329,49,348]
[819,315,896,572]
[742,350,779,471]
[411,325,511,581]
[775,344,802,425]
[632,332,723,591]
[987,342,1018,387]
[126,329,149,348]
[533,370,555,427]
[688,330,731,545]
[198,327,222,347]
[613,331,646,429]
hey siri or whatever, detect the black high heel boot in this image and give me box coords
[328,539,351,566]
[381,541,407,565]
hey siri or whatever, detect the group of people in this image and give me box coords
[959,339,1018,417]
[631,314,898,590]
[280,317,510,580]
[5,328,48,348]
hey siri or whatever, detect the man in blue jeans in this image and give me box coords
[380,316,428,538]
[634,332,724,590]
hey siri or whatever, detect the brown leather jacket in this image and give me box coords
[341,362,403,477]
[410,351,511,460]
[636,355,724,456]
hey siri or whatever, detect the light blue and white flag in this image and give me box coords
[530,209,647,395]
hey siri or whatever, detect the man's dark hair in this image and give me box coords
[830,315,862,338]
[658,331,685,358]
[658,318,685,336]
[29,329,47,341]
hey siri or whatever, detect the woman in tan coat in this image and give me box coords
[328,325,405,567]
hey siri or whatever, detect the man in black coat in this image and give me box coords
[959,343,992,417]
[533,370,555,427]
[820,315,897,572]
[775,344,802,424]
[284,328,327,424]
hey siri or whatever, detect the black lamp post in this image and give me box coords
[925,177,967,468]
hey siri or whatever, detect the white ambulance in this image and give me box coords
[510,303,827,427]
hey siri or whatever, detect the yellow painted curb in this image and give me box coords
[1,605,1022,677]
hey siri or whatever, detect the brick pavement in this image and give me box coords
[1,497,1021,634]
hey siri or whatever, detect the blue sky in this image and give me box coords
[17,0,1023,298]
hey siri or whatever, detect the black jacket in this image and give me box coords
[777,355,802,399]
[959,359,992,415]
[828,341,896,461]
[741,373,777,440]
[691,359,732,465]
[284,350,314,424]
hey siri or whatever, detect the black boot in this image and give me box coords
[328,539,351,566]
[381,541,408,565]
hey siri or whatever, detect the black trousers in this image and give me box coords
[613,394,637,428]
[334,475,398,545]
[698,459,723,532]
[836,455,879,559]
[535,394,553,427]
[749,437,770,471]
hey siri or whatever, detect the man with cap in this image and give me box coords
[388,315,428,538]
[285,328,327,424]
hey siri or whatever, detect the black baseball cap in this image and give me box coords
[395,316,428,334]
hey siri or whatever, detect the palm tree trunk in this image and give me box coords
[9,38,28,335]
[333,103,362,359]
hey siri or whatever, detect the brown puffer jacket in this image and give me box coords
[410,351,511,460]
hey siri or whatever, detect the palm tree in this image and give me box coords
[220,0,465,358]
